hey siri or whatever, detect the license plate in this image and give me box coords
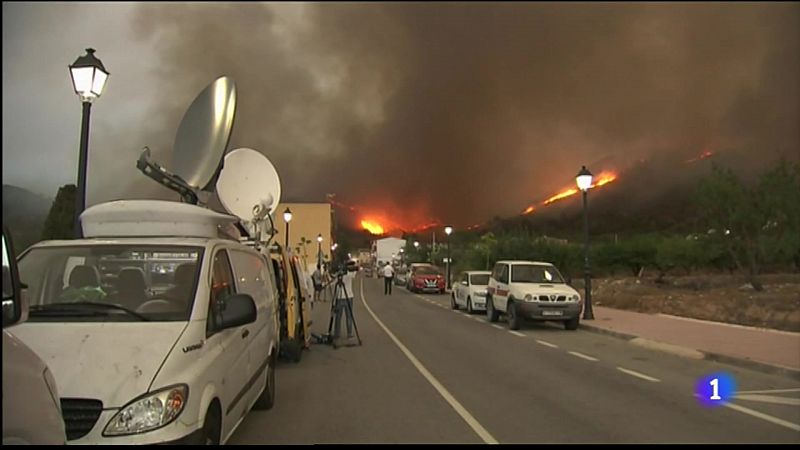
[542,310,563,317]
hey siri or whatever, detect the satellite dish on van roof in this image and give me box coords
[216,148,281,224]
[171,76,236,191]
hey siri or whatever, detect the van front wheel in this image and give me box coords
[202,403,221,445]
[254,354,276,410]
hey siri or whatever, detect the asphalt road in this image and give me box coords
[229,275,800,444]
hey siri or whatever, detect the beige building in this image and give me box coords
[275,202,333,267]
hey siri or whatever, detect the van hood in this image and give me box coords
[9,322,187,408]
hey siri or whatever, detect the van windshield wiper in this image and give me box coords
[29,302,150,321]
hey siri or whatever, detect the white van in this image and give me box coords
[9,201,279,444]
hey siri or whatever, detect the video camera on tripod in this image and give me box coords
[312,258,362,348]
[331,259,358,279]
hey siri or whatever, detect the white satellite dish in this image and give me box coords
[216,148,282,224]
[172,76,236,191]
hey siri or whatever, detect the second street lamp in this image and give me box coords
[283,208,292,248]
[576,165,595,320]
[69,48,109,238]
[317,234,323,266]
[444,226,453,290]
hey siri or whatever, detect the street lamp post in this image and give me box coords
[444,226,453,289]
[69,48,109,238]
[317,234,323,266]
[283,208,292,248]
[576,166,595,320]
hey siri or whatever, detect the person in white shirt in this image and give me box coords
[382,262,395,295]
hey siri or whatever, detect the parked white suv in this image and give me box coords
[486,261,582,330]
[9,201,279,444]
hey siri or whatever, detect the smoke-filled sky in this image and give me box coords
[3,2,799,228]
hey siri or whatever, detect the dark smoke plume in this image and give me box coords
[132,2,800,227]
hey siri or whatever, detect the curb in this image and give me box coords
[579,323,800,381]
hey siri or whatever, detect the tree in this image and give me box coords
[696,161,800,290]
[41,184,76,241]
[474,232,498,270]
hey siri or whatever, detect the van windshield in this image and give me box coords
[18,245,204,322]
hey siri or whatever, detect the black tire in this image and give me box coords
[467,297,474,314]
[507,300,520,330]
[202,402,221,445]
[486,295,499,322]
[564,316,580,330]
[253,354,276,410]
[451,293,459,310]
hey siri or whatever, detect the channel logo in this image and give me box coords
[695,372,737,407]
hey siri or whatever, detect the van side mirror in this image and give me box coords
[2,227,28,328]
[218,293,257,330]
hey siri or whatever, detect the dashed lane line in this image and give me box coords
[616,367,660,382]
[568,351,599,362]
[535,340,559,348]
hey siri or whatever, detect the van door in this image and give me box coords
[228,249,273,410]
[205,248,250,427]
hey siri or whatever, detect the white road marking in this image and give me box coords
[535,339,559,348]
[509,331,525,337]
[734,394,800,406]
[568,351,599,361]
[737,388,800,395]
[723,402,800,432]
[359,281,499,444]
[491,324,504,330]
[616,367,660,382]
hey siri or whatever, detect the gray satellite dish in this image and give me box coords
[216,148,282,224]
[172,76,236,191]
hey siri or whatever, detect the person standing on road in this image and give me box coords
[312,264,323,304]
[383,262,395,295]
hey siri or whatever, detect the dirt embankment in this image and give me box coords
[583,273,800,332]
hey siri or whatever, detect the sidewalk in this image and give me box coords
[580,306,800,378]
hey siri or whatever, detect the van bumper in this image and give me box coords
[157,428,205,445]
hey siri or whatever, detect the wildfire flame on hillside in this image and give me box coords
[522,171,618,212]
[360,220,385,235]
[685,150,714,164]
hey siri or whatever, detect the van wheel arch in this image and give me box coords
[202,399,222,445]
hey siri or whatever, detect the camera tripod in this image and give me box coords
[311,273,362,348]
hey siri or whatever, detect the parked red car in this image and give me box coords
[406,264,446,294]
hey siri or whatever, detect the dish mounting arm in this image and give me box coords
[137,147,199,205]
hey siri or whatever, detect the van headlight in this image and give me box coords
[570,294,580,302]
[524,294,535,302]
[104,385,188,436]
